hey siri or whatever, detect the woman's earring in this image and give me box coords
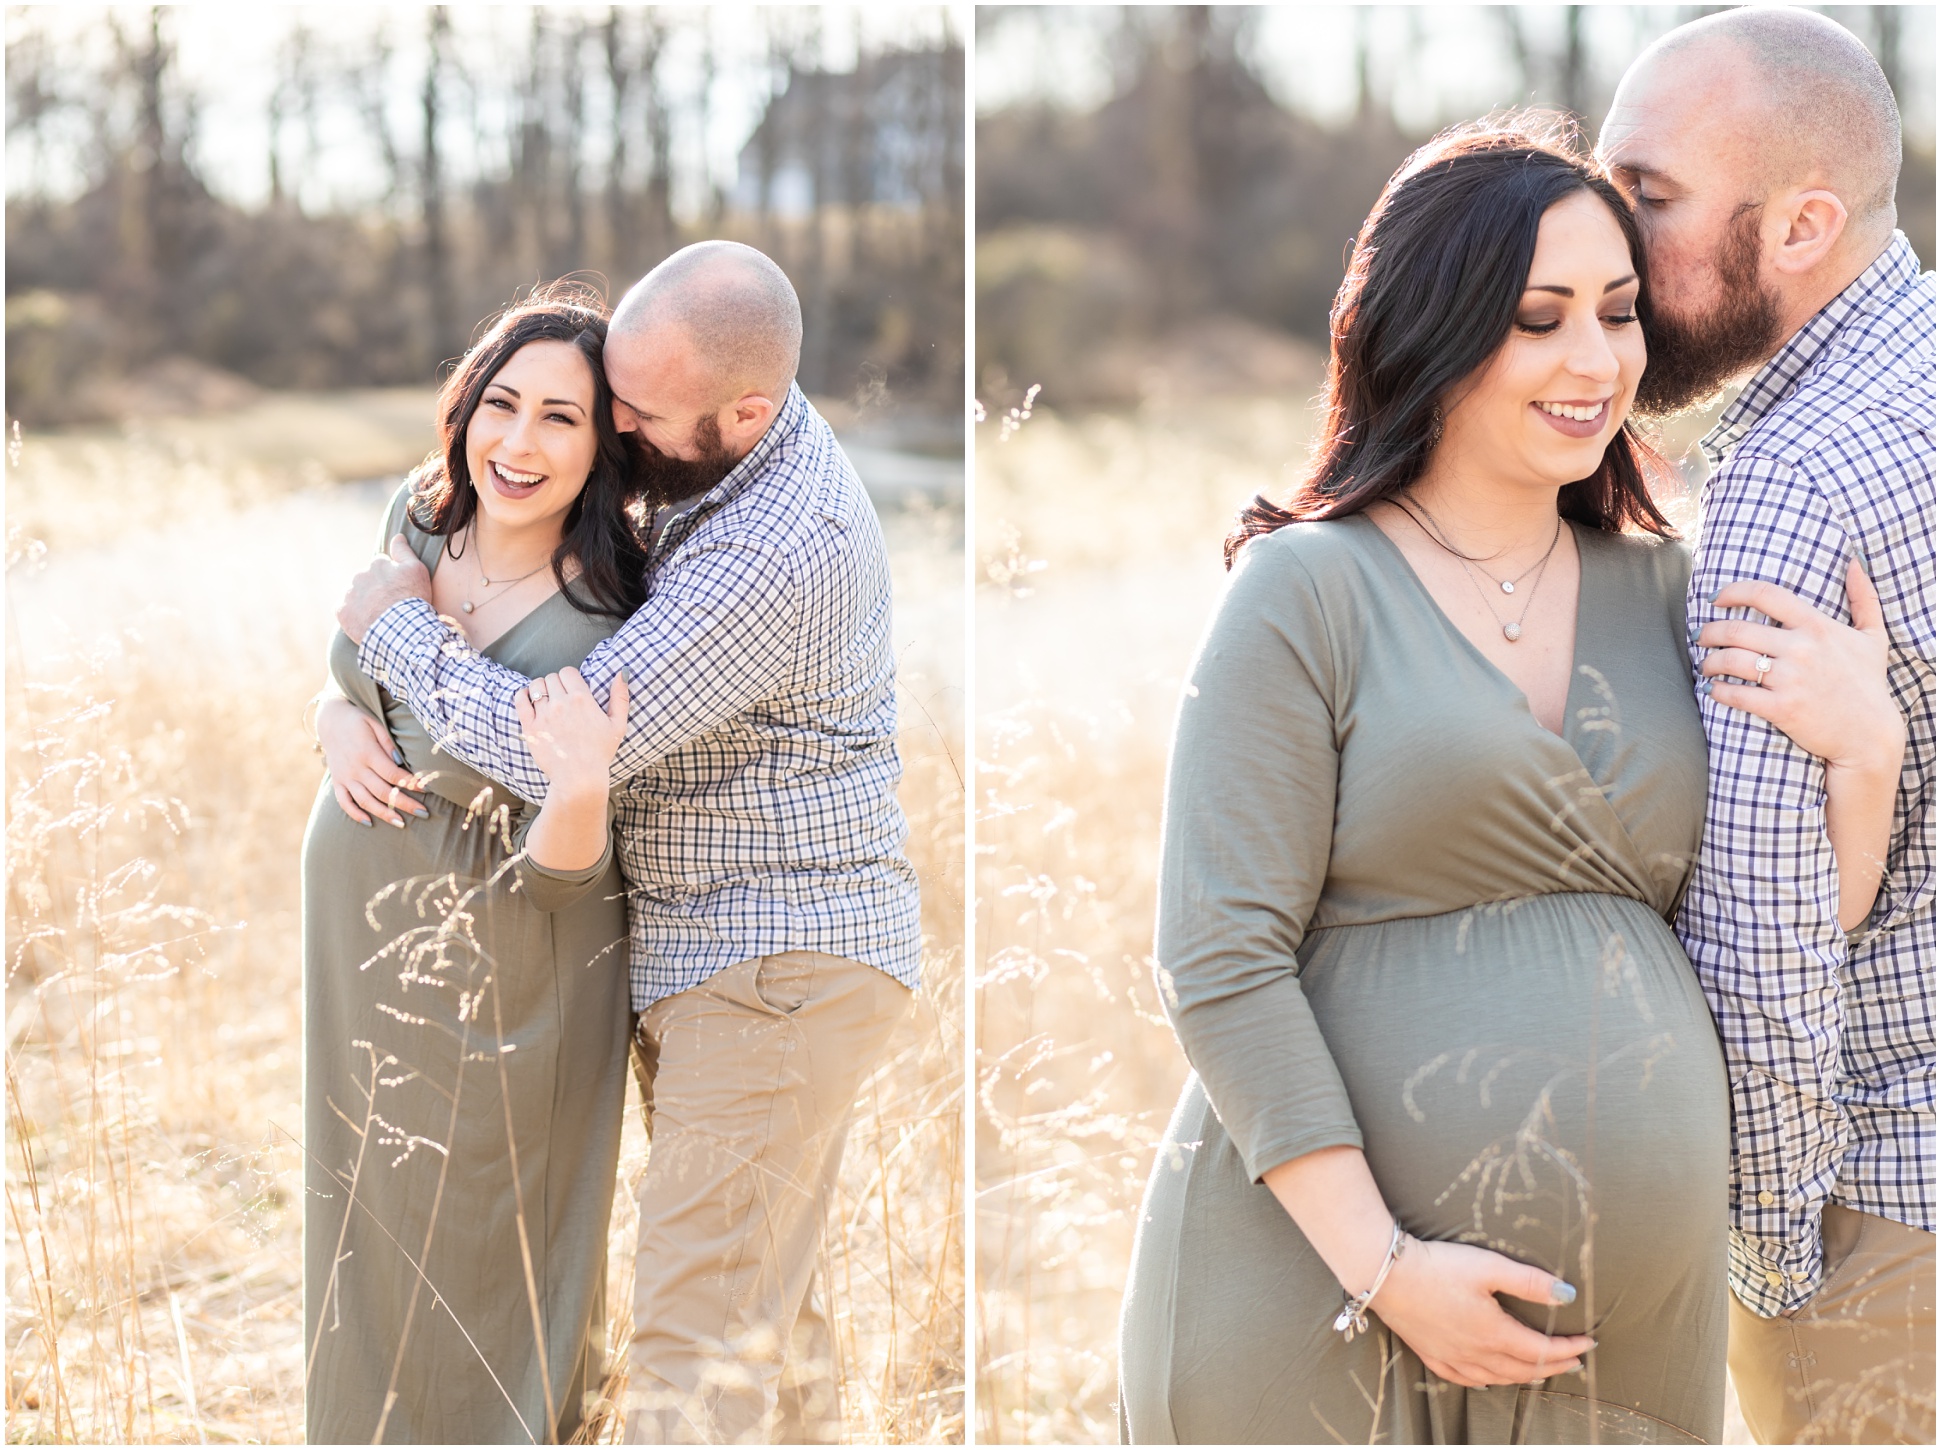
[1426,405,1444,449]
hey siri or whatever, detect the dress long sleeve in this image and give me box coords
[1155,530,1363,1183]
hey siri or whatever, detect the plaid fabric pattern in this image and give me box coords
[360,385,923,1008]
[1679,234,1935,1317]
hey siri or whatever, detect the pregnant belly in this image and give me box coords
[1298,892,1729,1336]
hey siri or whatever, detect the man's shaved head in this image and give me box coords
[1600,8,1906,412]
[612,240,803,403]
[1637,8,1901,222]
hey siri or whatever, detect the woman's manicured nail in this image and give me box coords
[392,748,406,765]
[412,806,429,818]
[1550,1279,1577,1306]
[1701,680,1713,696]
[1708,589,1722,603]
[1688,624,1702,643]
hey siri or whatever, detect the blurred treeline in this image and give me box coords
[977,5,1936,408]
[6,6,964,428]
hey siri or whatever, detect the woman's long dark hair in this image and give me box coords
[407,282,650,618]
[1225,114,1676,569]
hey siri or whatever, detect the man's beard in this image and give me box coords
[1633,206,1786,417]
[636,413,741,508]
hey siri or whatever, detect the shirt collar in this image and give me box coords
[644,384,810,570]
[1701,233,1921,465]
[693,382,809,511]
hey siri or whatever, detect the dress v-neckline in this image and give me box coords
[426,538,565,660]
[1352,510,1592,748]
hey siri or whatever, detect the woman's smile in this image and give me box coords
[1531,397,1612,437]
[485,457,549,498]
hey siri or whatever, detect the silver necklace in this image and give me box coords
[1455,548,1556,642]
[1394,500,1565,643]
[454,529,550,614]
[1396,498,1562,596]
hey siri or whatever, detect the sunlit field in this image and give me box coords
[5,399,965,1444]
[972,388,1743,1445]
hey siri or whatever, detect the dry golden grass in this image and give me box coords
[972,393,1745,1445]
[974,399,1294,1445]
[5,417,963,1444]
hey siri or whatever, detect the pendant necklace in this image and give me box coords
[1455,547,1556,642]
[1395,498,1563,595]
[454,529,549,614]
[1394,499,1565,643]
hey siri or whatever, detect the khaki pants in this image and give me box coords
[622,951,912,1445]
[1728,1205,1936,1444]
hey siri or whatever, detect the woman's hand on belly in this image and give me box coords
[317,695,427,828]
[1370,1237,1591,1388]
[1264,1145,1593,1389]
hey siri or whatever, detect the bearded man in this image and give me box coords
[1603,10,1934,1444]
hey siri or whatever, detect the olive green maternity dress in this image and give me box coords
[303,487,631,1445]
[1120,515,1730,1445]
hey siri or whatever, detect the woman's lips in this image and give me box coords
[488,459,546,497]
[1532,400,1610,439]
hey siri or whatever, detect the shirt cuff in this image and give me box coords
[1727,1226,1823,1316]
[356,597,446,690]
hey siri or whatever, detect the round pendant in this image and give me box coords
[461,601,474,613]
[1501,580,1516,594]
[1503,622,1523,641]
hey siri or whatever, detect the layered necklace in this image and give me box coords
[452,525,551,615]
[1393,498,1563,643]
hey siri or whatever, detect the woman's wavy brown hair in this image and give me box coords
[1225,113,1676,569]
[407,281,651,618]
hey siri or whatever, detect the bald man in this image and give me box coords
[1602,11,1933,1444]
[339,241,921,1444]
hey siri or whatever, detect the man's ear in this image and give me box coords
[1770,189,1848,276]
[727,392,777,446]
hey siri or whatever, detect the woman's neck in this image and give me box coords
[1402,462,1562,563]
[467,509,563,575]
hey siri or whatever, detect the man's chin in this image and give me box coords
[1630,373,1737,421]
[1635,312,1781,418]
[637,444,740,507]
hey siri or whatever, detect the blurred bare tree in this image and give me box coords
[5,5,964,427]
[977,4,1934,408]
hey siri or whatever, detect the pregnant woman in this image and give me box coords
[302,289,647,1444]
[1119,120,1897,1444]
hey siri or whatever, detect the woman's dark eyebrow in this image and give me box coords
[1524,274,1640,298]
[485,381,585,410]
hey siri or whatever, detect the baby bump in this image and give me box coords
[1299,893,1729,1338]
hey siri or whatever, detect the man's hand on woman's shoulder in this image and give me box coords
[337,535,433,644]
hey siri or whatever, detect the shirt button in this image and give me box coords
[1758,1190,1776,1206]
[1766,1270,1785,1287]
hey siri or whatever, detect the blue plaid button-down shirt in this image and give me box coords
[359,384,923,1009]
[1679,234,1935,1316]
